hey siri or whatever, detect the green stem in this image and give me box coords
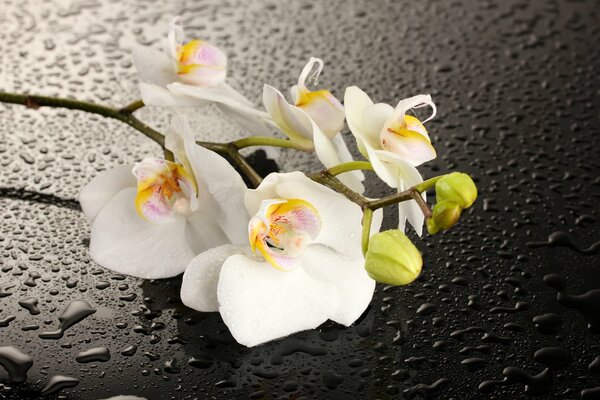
[233,136,309,151]
[361,208,373,256]
[367,176,444,210]
[325,161,373,176]
[119,99,145,115]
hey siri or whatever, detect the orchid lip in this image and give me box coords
[132,158,198,223]
[248,198,321,271]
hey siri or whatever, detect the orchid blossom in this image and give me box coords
[132,17,271,135]
[344,86,437,235]
[79,117,248,279]
[180,171,382,347]
[260,58,365,193]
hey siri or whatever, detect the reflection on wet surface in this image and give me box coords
[1,0,599,398]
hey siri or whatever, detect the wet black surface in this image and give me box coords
[1,0,599,399]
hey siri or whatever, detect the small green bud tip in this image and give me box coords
[427,200,462,235]
[364,230,422,286]
[435,172,477,209]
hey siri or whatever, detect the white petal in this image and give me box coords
[312,126,365,193]
[330,134,365,193]
[168,82,269,119]
[219,82,255,107]
[166,16,184,62]
[132,44,177,87]
[262,85,314,148]
[139,82,206,107]
[362,102,394,147]
[217,103,277,136]
[344,86,382,156]
[302,245,375,326]
[376,152,426,236]
[273,172,364,259]
[217,253,333,347]
[186,206,230,254]
[363,143,400,188]
[181,121,250,244]
[181,244,249,312]
[79,164,136,222]
[89,188,195,279]
[244,172,280,216]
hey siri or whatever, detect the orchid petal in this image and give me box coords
[185,206,230,254]
[132,44,177,87]
[262,84,314,148]
[302,244,375,326]
[362,102,394,146]
[89,188,194,279]
[344,86,381,156]
[312,124,365,193]
[361,141,400,187]
[216,253,333,347]
[179,118,250,244]
[380,123,436,166]
[79,164,136,223]
[181,244,249,312]
[375,151,426,235]
[139,82,206,107]
[166,17,184,65]
[167,82,273,134]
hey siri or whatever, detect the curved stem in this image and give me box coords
[233,136,309,151]
[361,208,373,256]
[325,161,373,177]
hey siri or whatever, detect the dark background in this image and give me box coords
[1,0,599,398]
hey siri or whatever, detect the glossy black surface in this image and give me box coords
[1,0,599,398]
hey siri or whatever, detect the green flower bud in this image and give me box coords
[435,172,477,209]
[365,230,422,286]
[426,200,462,235]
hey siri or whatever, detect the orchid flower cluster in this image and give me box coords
[0,18,477,347]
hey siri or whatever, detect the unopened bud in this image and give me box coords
[435,172,477,209]
[365,230,422,286]
[426,200,462,235]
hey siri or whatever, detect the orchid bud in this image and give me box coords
[426,200,462,235]
[364,230,422,286]
[435,172,477,209]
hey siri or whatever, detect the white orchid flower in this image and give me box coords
[180,171,382,347]
[132,17,271,136]
[260,58,365,193]
[344,86,437,236]
[79,117,248,279]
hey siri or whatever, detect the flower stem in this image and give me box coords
[361,208,374,256]
[233,136,309,151]
[366,176,444,210]
[325,161,373,176]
